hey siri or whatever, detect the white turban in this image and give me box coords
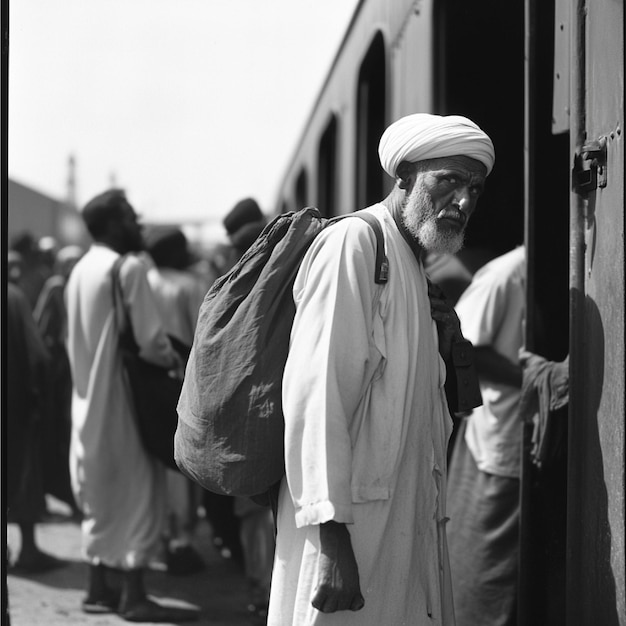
[378,113,495,177]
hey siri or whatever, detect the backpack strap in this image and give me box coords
[329,212,389,284]
[111,255,128,332]
[111,254,140,354]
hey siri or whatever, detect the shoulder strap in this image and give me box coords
[111,255,139,352]
[329,212,389,284]
[111,256,126,319]
[351,212,389,284]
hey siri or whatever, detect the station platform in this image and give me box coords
[6,497,263,626]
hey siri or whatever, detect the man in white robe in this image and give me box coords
[66,190,197,622]
[267,114,496,625]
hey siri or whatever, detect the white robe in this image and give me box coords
[268,205,455,625]
[66,244,175,569]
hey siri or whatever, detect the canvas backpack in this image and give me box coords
[174,207,388,498]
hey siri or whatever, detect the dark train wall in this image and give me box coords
[437,7,572,622]
[436,0,525,257]
[436,0,569,361]
[524,0,570,362]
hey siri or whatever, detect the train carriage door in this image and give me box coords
[518,1,571,622]
[567,0,625,623]
[523,0,571,365]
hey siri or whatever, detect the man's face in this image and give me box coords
[116,203,144,253]
[400,155,487,254]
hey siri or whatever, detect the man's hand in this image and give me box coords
[311,521,365,613]
[428,280,463,362]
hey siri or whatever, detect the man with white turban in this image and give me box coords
[267,113,495,625]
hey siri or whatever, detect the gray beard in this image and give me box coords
[401,184,465,255]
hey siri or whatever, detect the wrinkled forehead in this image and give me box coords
[417,155,488,179]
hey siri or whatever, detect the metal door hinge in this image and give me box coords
[572,137,608,195]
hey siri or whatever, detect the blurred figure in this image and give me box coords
[221,198,274,621]
[65,190,197,622]
[424,247,500,457]
[183,236,222,295]
[10,231,51,310]
[33,245,84,518]
[425,247,499,306]
[144,226,206,352]
[446,246,525,626]
[38,236,59,276]
[6,281,65,573]
[222,197,267,272]
[144,226,207,576]
[7,250,23,285]
[198,198,270,572]
[235,497,275,622]
[447,245,569,626]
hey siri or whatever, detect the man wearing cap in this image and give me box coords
[267,113,495,625]
[222,197,268,272]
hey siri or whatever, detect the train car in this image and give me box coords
[274,0,624,623]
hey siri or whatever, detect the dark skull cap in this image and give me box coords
[223,198,264,235]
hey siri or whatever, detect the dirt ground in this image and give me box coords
[6,498,264,626]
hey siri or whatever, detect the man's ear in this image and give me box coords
[395,161,417,190]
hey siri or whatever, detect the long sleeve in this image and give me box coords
[282,219,383,528]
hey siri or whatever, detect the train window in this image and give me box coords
[295,168,308,210]
[317,115,338,218]
[355,32,386,211]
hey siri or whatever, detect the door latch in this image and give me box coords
[572,137,608,195]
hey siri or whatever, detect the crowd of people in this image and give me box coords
[6,199,273,623]
[7,112,568,625]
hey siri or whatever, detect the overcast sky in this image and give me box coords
[8,0,359,235]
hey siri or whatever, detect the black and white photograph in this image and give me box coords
[4,0,624,625]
